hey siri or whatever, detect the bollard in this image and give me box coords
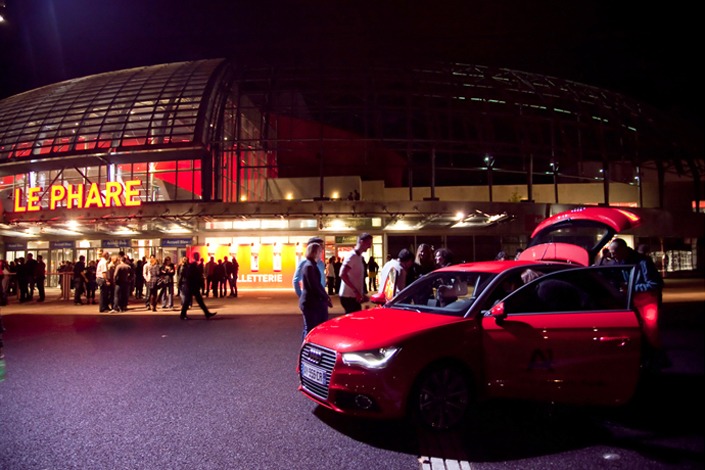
[61,273,72,301]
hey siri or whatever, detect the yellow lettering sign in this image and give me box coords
[13,180,143,212]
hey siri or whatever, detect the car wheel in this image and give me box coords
[412,363,472,430]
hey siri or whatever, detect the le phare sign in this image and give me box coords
[13,180,142,212]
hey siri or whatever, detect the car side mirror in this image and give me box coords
[490,301,507,324]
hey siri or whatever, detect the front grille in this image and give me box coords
[300,343,337,400]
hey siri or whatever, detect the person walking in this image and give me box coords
[299,242,333,340]
[180,252,217,320]
[339,233,373,313]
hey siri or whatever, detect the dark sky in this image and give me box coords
[0,0,700,124]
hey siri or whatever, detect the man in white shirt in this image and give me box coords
[96,251,111,312]
[377,248,414,300]
[339,233,373,313]
[143,257,152,308]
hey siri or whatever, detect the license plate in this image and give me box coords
[301,362,327,385]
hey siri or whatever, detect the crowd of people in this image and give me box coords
[0,251,237,317]
[294,235,462,339]
[0,254,47,306]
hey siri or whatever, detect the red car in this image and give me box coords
[298,207,654,430]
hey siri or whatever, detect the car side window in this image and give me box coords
[502,266,631,314]
[392,272,482,315]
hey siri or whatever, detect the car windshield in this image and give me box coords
[387,270,495,316]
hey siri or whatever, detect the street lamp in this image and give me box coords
[550,161,559,203]
[484,154,495,202]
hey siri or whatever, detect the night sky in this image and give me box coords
[0,0,700,125]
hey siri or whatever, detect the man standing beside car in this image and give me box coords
[339,233,373,313]
[608,238,668,369]
[293,237,326,298]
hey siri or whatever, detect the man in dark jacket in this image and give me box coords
[25,253,38,301]
[179,252,216,320]
[73,255,87,305]
[608,238,667,370]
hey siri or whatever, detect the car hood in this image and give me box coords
[519,207,640,266]
[306,308,465,352]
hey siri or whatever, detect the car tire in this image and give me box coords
[411,363,473,430]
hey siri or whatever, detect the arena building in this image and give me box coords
[0,58,702,288]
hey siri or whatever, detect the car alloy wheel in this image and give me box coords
[414,364,471,430]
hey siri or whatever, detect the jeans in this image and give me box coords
[160,283,174,308]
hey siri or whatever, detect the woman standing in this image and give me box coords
[159,256,175,309]
[299,242,332,340]
[325,256,336,295]
[146,255,161,312]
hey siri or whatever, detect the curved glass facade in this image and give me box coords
[0,59,701,281]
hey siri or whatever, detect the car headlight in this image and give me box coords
[342,347,401,369]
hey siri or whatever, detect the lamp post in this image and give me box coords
[484,154,495,202]
[550,161,559,203]
[635,165,642,208]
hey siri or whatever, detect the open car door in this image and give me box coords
[481,265,642,406]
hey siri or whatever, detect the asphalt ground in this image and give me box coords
[0,279,703,470]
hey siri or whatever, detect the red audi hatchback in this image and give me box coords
[298,207,652,430]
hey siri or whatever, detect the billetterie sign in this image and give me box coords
[13,180,142,212]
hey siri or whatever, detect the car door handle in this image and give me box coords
[597,336,631,347]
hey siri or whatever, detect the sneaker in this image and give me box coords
[205,311,217,319]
